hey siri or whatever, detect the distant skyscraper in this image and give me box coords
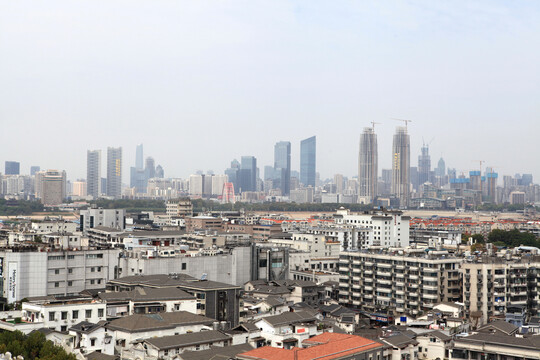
[300,136,316,188]
[107,147,122,198]
[135,144,143,170]
[30,166,40,176]
[5,161,20,175]
[435,158,446,177]
[130,144,146,193]
[145,157,156,179]
[87,150,101,199]
[264,166,275,181]
[40,169,67,205]
[155,165,164,178]
[358,128,377,202]
[274,141,291,196]
[391,127,410,207]
[418,144,431,186]
[238,156,257,192]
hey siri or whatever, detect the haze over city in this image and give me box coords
[1,1,539,181]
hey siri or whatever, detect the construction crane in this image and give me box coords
[391,118,413,130]
[371,121,381,130]
[472,160,484,173]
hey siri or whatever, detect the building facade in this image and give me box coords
[107,147,122,198]
[391,126,410,207]
[87,150,101,199]
[358,127,378,203]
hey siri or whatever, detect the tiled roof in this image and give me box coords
[238,333,383,360]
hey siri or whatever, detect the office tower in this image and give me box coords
[358,128,377,202]
[130,145,146,193]
[300,136,316,187]
[107,147,122,198]
[435,158,446,177]
[264,166,275,181]
[145,157,155,179]
[448,168,457,181]
[30,166,40,176]
[418,144,431,185]
[334,174,344,194]
[274,141,291,196]
[410,167,418,191]
[391,127,410,207]
[87,150,101,199]
[5,161,20,175]
[135,144,143,170]
[155,165,164,178]
[238,156,257,192]
[522,174,533,187]
[39,170,67,205]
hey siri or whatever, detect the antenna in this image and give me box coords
[391,118,412,130]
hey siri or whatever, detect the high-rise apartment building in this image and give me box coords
[338,249,462,317]
[358,128,377,203]
[274,141,291,196]
[39,169,67,205]
[107,147,122,198]
[391,127,410,207]
[418,143,431,186]
[87,150,101,199]
[300,136,316,187]
[5,161,20,175]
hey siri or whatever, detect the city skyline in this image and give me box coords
[1,2,539,182]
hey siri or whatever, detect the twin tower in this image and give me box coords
[358,126,410,206]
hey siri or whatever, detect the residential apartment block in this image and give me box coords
[338,249,462,317]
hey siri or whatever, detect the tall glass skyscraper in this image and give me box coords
[300,136,316,187]
[5,161,20,175]
[358,128,377,202]
[135,144,143,170]
[107,147,122,198]
[238,156,257,192]
[274,141,291,196]
[391,127,410,207]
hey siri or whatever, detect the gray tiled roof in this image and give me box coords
[178,343,253,360]
[381,334,419,348]
[145,330,231,350]
[98,286,195,302]
[258,311,317,327]
[456,332,540,350]
[106,311,214,333]
[478,320,519,335]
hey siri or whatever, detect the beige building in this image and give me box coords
[462,255,540,325]
[38,169,67,205]
[166,199,193,218]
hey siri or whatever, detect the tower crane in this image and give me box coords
[391,118,413,130]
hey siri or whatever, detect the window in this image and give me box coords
[90,339,96,346]
[61,326,67,332]
[90,280,95,285]
[54,269,60,275]
[54,282,60,288]
[182,263,187,270]
[86,310,92,318]
[68,268,73,274]
[61,312,67,320]
[97,267,102,272]
[49,312,56,321]
[68,281,73,287]
[98,309,104,318]
[67,255,75,259]
[72,310,79,319]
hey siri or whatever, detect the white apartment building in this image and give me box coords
[79,208,126,232]
[0,249,121,303]
[333,208,410,248]
[31,220,78,234]
[338,249,462,317]
[21,297,107,332]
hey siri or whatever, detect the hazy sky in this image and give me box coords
[1,1,539,182]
